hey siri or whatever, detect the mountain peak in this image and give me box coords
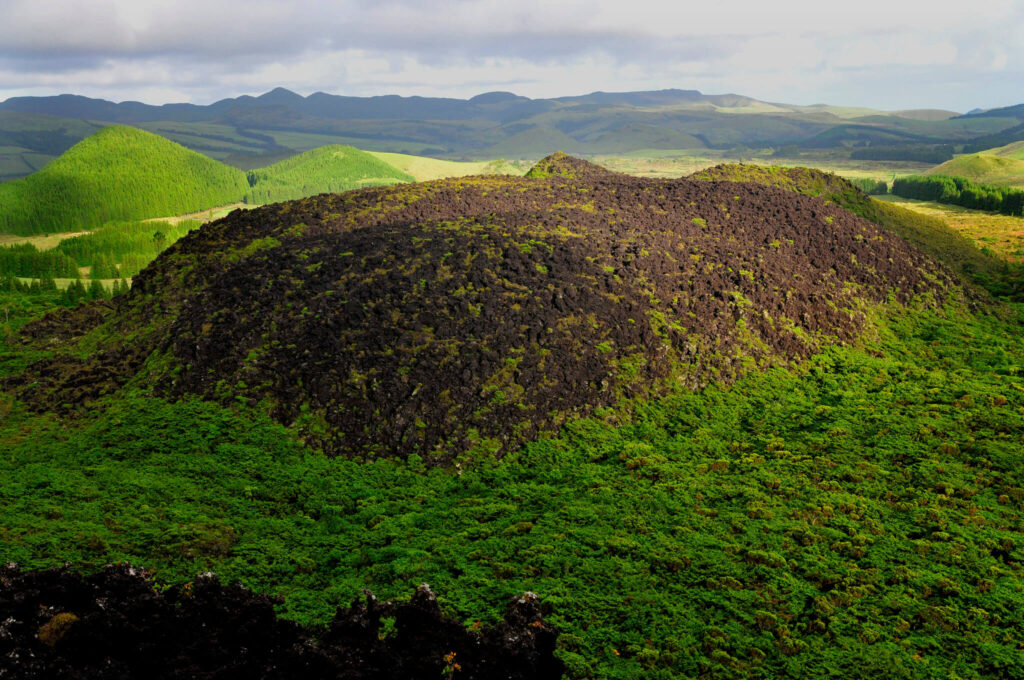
[470,91,524,104]
[257,87,304,103]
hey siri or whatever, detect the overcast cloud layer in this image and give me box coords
[1,0,1021,111]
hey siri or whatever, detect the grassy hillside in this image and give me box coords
[880,195,1024,262]
[925,151,1024,187]
[0,133,495,239]
[992,141,1024,160]
[0,126,249,235]
[368,151,526,181]
[243,145,414,203]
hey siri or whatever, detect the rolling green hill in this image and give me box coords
[243,145,414,204]
[925,149,1024,187]
[0,126,250,235]
[992,140,1024,160]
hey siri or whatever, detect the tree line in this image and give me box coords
[0,219,198,281]
[1,272,128,306]
[850,144,954,164]
[891,174,1024,216]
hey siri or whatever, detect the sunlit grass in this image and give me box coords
[879,195,1024,261]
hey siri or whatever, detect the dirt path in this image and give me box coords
[0,231,90,250]
[146,202,257,226]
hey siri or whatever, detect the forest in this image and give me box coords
[0,219,198,289]
[0,126,249,235]
[892,175,1024,216]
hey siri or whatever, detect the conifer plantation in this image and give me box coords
[244,145,415,204]
[0,220,199,280]
[0,126,250,235]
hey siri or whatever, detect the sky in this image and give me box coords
[1,0,1022,112]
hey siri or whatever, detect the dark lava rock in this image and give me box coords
[0,563,563,680]
[5,158,960,462]
[525,151,621,180]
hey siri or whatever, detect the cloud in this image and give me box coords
[0,0,1020,110]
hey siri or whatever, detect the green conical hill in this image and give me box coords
[0,126,250,235]
[244,145,414,204]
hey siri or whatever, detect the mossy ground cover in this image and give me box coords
[2,299,1023,679]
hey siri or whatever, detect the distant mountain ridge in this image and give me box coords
[0,88,751,124]
[1,88,1022,173]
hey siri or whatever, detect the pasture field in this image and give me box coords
[264,130,442,155]
[596,151,933,183]
[368,151,528,180]
[926,152,1024,187]
[0,230,90,250]
[147,202,254,225]
[878,195,1024,261]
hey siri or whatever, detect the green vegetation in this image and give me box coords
[3,155,1024,678]
[926,151,1024,188]
[367,151,527,181]
[0,112,102,182]
[850,144,953,164]
[1,219,199,280]
[0,244,79,278]
[848,177,889,195]
[892,175,1024,216]
[2,301,1023,679]
[0,275,123,324]
[52,219,201,277]
[878,196,1024,265]
[243,145,415,204]
[0,126,250,235]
